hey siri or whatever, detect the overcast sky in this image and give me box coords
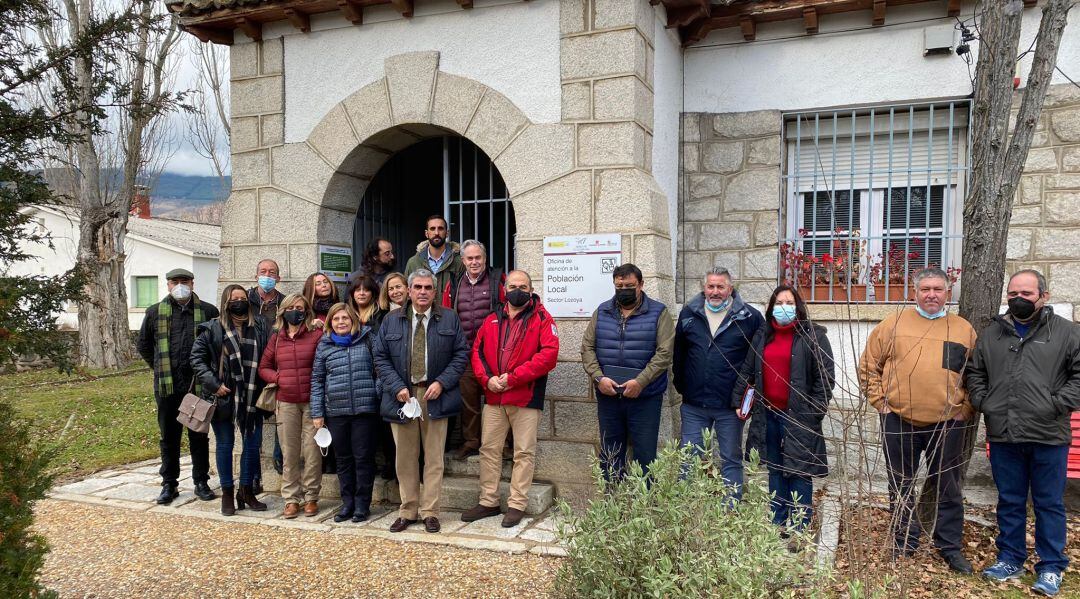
[163,37,230,178]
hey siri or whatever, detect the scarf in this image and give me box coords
[330,332,353,347]
[155,296,206,397]
[223,323,260,433]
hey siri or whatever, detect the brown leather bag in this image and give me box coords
[177,350,223,433]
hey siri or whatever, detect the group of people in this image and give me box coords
[138,214,1077,596]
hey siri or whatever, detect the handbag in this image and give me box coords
[255,383,278,412]
[177,377,216,434]
[254,335,280,412]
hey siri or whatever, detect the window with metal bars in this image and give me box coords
[781,101,968,302]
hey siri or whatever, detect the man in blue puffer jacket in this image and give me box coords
[673,266,763,497]
[581,263,675,480]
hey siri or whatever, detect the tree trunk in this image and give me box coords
[917,0,1076,533]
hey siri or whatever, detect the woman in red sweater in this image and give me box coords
[257,293,324,519]
[734,285,834,531]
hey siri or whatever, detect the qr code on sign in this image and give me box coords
[601,258,617,273]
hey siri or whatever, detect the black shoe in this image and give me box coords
[334,505,354,523]
[193,481,216,501]
[155,484,179,505]
[252,478,263,495]
[351,512,369,523]
[942,550,974,574]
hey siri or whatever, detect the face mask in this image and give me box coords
[283,310,305,326]
[772,305,797,325]
[915,306,947,320]
[398,396,423,420]
[257,276,277,292]
[506,289,530,308]
[227,300,249,316]
[1008,296,1038,321]
[615,288,638,307]
[313,427,332,457]
[705,297,731,313]
[170,284,191,301]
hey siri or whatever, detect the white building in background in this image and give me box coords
[14,205,220,330]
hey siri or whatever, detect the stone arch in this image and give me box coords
[271,51,578,254]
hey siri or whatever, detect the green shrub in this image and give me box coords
[554,435,829,598]
[0,399,57,598]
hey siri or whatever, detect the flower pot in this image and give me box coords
[807,284,867,302]
[870,283,910,302]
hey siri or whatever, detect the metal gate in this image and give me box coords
[353,135,515,273]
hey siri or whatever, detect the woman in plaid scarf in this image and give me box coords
[191,284,271,516]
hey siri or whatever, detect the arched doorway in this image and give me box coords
[352,135,516,272]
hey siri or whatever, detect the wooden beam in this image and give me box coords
[234,17,261,41]
[946,0,961,17]
[283,7,311,32]
[683,18,714,45]
[183,24,234,45]
[803,6,818,34]
[456,0,473,8]
[337,0,363,24]
[739,15,756,41]
[872,0,886,26]
[390,0,414,17]
[667,4,709,28]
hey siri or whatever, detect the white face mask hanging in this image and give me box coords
[313,426,333,457]
[398,396,423,421]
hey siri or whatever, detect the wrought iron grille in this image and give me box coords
[781,101,970,303]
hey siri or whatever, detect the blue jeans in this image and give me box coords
[680,402,744,496]
[765,409,813,529]
[211,418,264,488]
[989,441,1069,574]
[597,394,663,480]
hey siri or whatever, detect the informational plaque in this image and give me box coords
[318,245,353,284]
[542,234,621,318]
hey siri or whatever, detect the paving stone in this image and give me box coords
[95,469,126,478]
[529,545,568,557]
[457,514,534,539]
[157,491,198,508]
[93,483,165,503]
[51,492,154,512]
[132,465,163,475]
[55,478,124,495]
[519,527,557,543]
[259,518,333,533]
[102,472,159,485]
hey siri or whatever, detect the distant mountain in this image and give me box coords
[152,172,230,203]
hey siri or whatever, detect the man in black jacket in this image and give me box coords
[136,268,219,504]
[968,269,1080,596]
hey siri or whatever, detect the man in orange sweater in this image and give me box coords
[859,267,977,573]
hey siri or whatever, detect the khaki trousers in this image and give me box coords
[391,388,448,520]
[478,404,540,512]
[458,369,483,450]
[276,401,323,504]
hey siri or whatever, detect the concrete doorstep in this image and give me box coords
[47,457,567,558]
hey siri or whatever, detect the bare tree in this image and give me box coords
[36,0,184,369]
[185,36,230,193]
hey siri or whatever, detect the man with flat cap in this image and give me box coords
[137,268,219,504]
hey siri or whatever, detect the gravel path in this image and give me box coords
[35,499,560,598]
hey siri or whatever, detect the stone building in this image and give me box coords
[169,0,1080,496]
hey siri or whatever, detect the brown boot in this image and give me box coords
[502,508,525,528]
[283,503,300,519]
[461,503,501,522]
[220,486,235,516]
[236,485,267,511]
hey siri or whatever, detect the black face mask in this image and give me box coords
[506,289,531,308]
[283,310,306,326]
[615,288,638,307]
[227,300,249,316]
[1008,296,1038,321]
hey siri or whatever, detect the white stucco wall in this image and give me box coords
[12,209,215,331]
[684,2,1080,114]
[277,0,561,143]
[652,7,684,274]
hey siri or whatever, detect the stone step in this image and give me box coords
[442,453,513,480]
[380,475,554,516]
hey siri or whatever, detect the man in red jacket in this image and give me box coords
[461,270,559,528]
